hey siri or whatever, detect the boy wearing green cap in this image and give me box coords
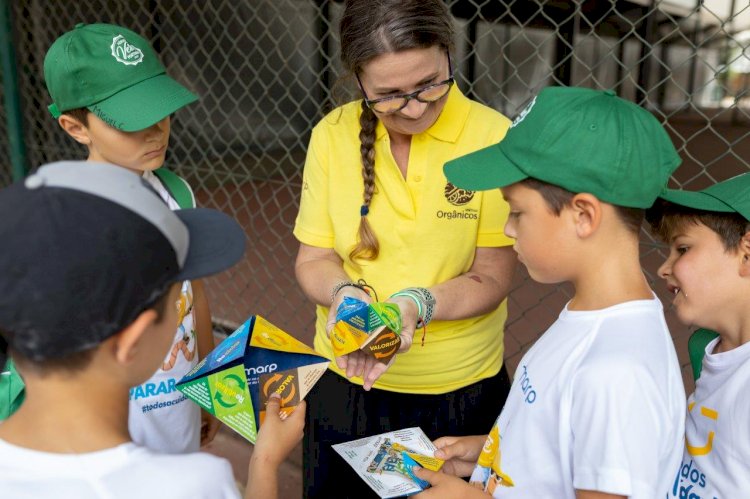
[412,87,686,498]
[31,23,218,453]
[646,173,750,498]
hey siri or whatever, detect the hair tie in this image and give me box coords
[360,205,369,216]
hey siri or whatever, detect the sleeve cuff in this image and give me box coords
[477,232,515,248]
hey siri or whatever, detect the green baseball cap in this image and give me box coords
[658,172,750,221]
[44,23,197,132]
[444,86,682,208]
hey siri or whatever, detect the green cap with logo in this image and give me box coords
[444,86,682,208]
[44,23,197,132]
[658,172,750,221]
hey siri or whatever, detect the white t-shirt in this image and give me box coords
[0,439,240,499]
[127,170,201,453]
[667,336,750,498]
[470,297,685,498]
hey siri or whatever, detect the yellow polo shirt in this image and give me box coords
[294,85,513,394]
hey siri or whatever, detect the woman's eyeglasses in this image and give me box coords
[357,54,454,115]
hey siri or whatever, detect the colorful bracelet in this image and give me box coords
[401,287,436,328]
[389,291,424,324]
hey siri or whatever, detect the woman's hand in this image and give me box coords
[327,285,373,372]
[340,293,420,390]
[326,285,373,338]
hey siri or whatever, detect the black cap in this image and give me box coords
[0,161,245,363]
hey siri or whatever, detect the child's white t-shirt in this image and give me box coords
[470,297,685,498]
[126,170,201,453]
[0,439,240,498]
[667,336,750,497]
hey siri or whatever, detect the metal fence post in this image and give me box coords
[0,0,28,181]
[553,1,578,86]
[635,0,658,105]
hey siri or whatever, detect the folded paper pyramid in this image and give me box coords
[177,315,329,443]
[331,297,402,364]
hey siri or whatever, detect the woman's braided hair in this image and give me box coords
[339,0,454,262]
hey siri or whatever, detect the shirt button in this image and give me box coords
[414,176,422,182]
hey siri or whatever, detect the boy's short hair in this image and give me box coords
[647,172,750,250]
[522,178,645,235]
[8,285,174,374]
[444,86,681,210]
[63,108,90,126]
[0,161,245,368]
[44,23,197,131]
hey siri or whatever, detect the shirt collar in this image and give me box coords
[374,84,471,143]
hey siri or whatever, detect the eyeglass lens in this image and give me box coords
[371,82,452,113]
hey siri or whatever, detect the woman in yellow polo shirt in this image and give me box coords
[293,0,517,496]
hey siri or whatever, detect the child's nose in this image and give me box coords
[147,117,169,135]
[657,259,671,279]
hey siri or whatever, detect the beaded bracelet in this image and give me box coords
[330,279,376,305]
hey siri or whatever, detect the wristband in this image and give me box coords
[401,287,436,328]
[389,291,423,323]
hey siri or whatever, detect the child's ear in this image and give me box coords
[570,193,601,238]
[57,114,91,146]
[739,231,750,277]
[112,309,159,365]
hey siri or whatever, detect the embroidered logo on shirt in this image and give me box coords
[111,34,144,65]
[444,182,474,206]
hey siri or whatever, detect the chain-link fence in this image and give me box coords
[3,0,750,390]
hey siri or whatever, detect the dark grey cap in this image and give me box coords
[0,161,245,362]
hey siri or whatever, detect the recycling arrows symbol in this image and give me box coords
[263,373,296,405]
[214,373,246,408]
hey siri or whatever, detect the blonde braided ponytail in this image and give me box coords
[349,101,380,262]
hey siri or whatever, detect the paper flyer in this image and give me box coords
[332,427,444,498]
[176,315,329,443]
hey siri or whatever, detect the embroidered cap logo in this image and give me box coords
[110,34,144,65]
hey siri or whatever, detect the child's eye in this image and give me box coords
[509,211,521,219]
[676,246,688,255]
